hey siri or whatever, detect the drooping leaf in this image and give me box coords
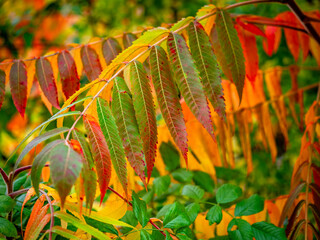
[132,191,149,227]
[130,60,158,181]
[96,97,127,195]
[72,130,97,211]
[49,141,83,207]
[228,218,253,240]
[31,139,64,195]
[15,127,69,169]
[123,33,137,49]
[216,183,242,204]
[55,211,111,240]
[181,184,204,200]
[81,45,102,81]
[235,24,259,83]
[252,222,286,240]
[9,60,28,117]
[84,115,112,203]
[58,50,80,101]
[163,202,191,229]
[206,205,222,225]
[167,32,214,140]
[263,25,281,56]
[102,38,122,65]
[285,199,305,237]
[235,194,264,216]
[188,21,225,119]
[0,218,18,238]
[0,70,5,110]
[111,77,146,185]
[0,195,15,213]
[149,46,188,162]
[35,57,60,109]
[215,8,245,100]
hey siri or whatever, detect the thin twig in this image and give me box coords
[13,164,49,179]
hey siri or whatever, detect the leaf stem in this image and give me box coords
[39,189,54,240]
[0,167,9,186]
[13,164,50,179]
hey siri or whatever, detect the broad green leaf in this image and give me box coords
[0,70,5,110]
[157,204,173,218]
[163,202,191,229]
[84,115,112,203]
[252,222,286,240]
[102,38,122,65]
[81,45,102,81]
[172,168,193,183]
[97,97,127,195]
[140,229,153,240]
[193,170,214,193]
[235,194,264,217]
[51,226,81,240]
[9,60,28,117]
[72,130,97,211]
[186,203,200,223]
[49,141,83,207]
[0,195,15,213]
[150,46,188,162]
[176,233,192,240]
[130,60,157,182]
[153,175,171,196]
[227,218,253,240]
[84,216,119,235]
[31,139,64,195]
[112,77,146,185]
[167,32,215,140]
[58,50,80,101]
[215,9,245,100]
[159,141,180,171]
[206,205,222,225]
[132,192,149,227]
[55,211,110,240]
[188,21,225,120]
[0,217,18,237]
[15,127,69,169]
[35,57,60,108]
[216,184,242,204]
[181,185,204,200]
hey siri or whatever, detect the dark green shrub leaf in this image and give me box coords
[235,194,264,217]
[193,170,214,193]
[252,222,286,240]
[159,141,180,171]
[0,217,18,237]
[227,219,253,240]
[216,184,242,204]
[0,195,15,213]
[163,202,191,229]
[132,192,149,227]
[206,205,222,225]
[186,203,200,223]
[153,175,171,196]
[172,169,193,183]
[181,185,204,200]
[140,229,153,240]
[157,204,173,218]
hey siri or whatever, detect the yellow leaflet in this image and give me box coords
[90,40,107,70]
[71,46,83,77]
[194,213,215,239]
[196,4,216,35]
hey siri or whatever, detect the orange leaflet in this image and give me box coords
[235,24,259,83]
[263,25,281,56]
[309,11,320,67]
[236,17,266,37]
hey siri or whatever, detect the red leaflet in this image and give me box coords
[123,33,137,49]
[277,12,300,61]
[235,25,259,83]
[84,115,112,204]
[9,60,28,117]
[81,45,102,81]
[57,50,80,100]
[102,38,122,65]
[0,70,5,110]
[35,57,60,109]
[236,18,266,37]
[263,25,281,56]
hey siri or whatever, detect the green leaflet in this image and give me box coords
[167,32,215,140]
[49,141,83,207]
[96,97,127,196]
[54,211,111,240]
[111,77,146,186]
[149,46,188,163]
[72,130,97,211]
[132,191,149,227]
[188,21,226,120]
[170,16,195,32]
[31,139,64,195]
[215,8,245,101]
[130,61,157,182]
